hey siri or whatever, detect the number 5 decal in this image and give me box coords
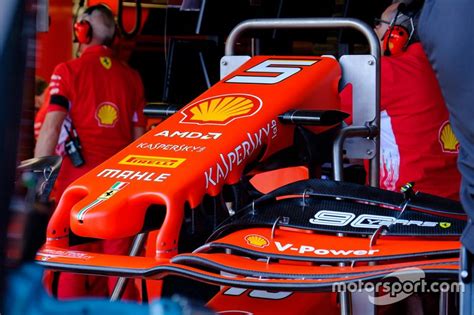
[226,59,319,85]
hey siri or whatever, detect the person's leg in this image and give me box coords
[419,2,474,313]
[56,242,108,299]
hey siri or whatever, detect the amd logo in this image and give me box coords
[154,130,222,140]
[309,210,440,229]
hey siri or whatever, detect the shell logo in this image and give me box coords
[180,94,262,125]
[439,121,459,153]
[244,234,270,248]
[96,102,119,127]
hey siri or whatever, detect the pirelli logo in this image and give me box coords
[119,155,185,168]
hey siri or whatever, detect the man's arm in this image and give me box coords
[133,126,145,140]
[34,111,67,157]
[131,69,146,141]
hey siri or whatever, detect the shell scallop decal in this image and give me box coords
[244,234,270,248]
[96,102,119,127]
[439,121,459,153]
[180,94,262,125]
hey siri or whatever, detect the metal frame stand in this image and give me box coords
[223,18,381,315]
[110,233,146,301]
[460,246,471,315]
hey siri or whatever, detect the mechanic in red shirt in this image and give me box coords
[34,76,49,140]
[341,2,460,200]
[34,4,145,299]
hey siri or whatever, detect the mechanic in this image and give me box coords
[34,77,50,141]
[34,4,145,299]
[340,1,460,200]
[418,0,474,312]
[34,77,48,113]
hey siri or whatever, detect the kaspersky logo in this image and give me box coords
[244,234,270,248]
[180,94,262,125]
[439,121,459,153]
[119,155,185,168]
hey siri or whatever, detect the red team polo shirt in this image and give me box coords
[341,43,461,200]
[48,45,146,196]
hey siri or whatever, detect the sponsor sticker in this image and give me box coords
[76,181,128,221]
[136,142,206,153]
[204,119,278,188]
[154,130,222,140]
[39,249,93,261]
[180,94,262,126]
[244,234,270,248]
[96,102,119,127]
[309,210,445,229]
[97,168,171,183]
[119,155,185,168]
[274,242,379,256]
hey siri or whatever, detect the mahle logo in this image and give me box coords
[180,94,262,125]
[119,155,185,168]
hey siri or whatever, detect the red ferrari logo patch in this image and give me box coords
[180,94,262,125]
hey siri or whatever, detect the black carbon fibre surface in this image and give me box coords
[210,179,465,240]
[246,179,463,214]
[171,254,458,280]
[205,242,459,263]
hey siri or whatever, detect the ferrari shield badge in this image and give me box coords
[100,56,112,70]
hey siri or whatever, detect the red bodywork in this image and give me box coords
[36,55,461,313]
[38,55,340,261]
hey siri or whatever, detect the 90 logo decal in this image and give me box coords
[309,210,446,229]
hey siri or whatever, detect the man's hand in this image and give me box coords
[34,111,67,157]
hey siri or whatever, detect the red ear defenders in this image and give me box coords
[74,19,92,44]
[382,25,410,56]
[73,5,102,45]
